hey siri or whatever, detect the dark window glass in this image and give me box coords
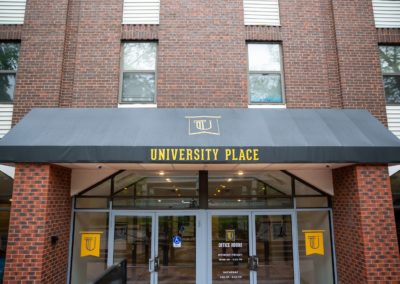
[379,46,400,105]
[383,75,400,104]
[0,43,19,71]
[0,43,19,103]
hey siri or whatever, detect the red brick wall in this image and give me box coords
[280,0,342,109]
[332,165,400,283]
[66,0,122,108]
[4,164,71,283]
[11,0,69,124]
[331,0,387,124]
[156,0,248,107]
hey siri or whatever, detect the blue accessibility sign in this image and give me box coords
[172,235,182,248]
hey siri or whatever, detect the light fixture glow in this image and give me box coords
[159,171,165,176]
[227,178,232,182]
[238,171,244,176]
[166,178,172,182]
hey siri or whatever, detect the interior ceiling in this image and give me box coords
[58,163,351,170]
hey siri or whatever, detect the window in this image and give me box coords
[248,43,284,104]
[379,46,400,105]
[0,42,20,104]
[120,42,157,103]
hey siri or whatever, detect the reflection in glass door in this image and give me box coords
[111,213,197,284]
[212,215,250,284]
[157,216,196,284]
[255,215,294,284]
[113,215,153,284]
[210,212,295,284]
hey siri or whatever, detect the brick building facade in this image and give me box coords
[0,0,399,283]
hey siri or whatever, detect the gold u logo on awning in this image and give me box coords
[80,231,102,257]
[185,116,221,135]
[303,230,324,256]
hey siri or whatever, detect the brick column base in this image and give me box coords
[4,164,71,283]
[333,165,400,283]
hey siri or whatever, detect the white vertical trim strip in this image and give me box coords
[386,105,400,139]
[0,104,13,138]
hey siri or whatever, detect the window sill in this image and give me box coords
[118,103,157,108]
[248,104,286,109]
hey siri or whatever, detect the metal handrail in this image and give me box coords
[91,259,127,284]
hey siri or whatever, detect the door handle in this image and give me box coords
[154,256,160,272]
[149,256,160,272]
[248,256,259,271]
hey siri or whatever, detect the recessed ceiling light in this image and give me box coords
[238,171,244,176]
[166,178,171,182]
[237,199,242,202]
[159,171,165,176]
[227,178,232,182]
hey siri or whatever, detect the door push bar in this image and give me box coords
[248,256,259,271]
[148,256,160,272]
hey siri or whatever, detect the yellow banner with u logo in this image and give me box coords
[303,230,324,256]
[80,231,102,257]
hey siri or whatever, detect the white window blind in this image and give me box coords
[372,0,400,28]
[0,104,13,138]
[387,106,400,138]
[0,0,26,25]
[123,0,160,25]
[244,0,280,26]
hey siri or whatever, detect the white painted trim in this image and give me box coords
[389,165,400,176]
[248,104,286,109]
[118,103,157,108]
[0,165,14,178]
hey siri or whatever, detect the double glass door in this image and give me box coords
[109,212,198,284]
[109,211,296,284]
[210,212,296,284]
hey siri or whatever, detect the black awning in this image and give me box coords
[0,108,400,163]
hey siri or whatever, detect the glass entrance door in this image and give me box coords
[210,212,295,284]
[110,212,198,284]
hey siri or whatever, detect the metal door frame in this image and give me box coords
[207,209,300,284]
[108,210,202,284]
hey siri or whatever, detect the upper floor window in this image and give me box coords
[244,0,280,26]
[0,0,26,25]
[0,42,20,104]
[248,43,284,104]
[123,0,160,24]
[379,45,400,105]
[120,42,157,104]
[372,0,400,28]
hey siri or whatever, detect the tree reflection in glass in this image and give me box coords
[249,74,282,103]
[379,46,400,104]
[0,43,20,103]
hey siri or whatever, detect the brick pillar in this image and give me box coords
[332,165,400,283]
[4,164,71,283]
